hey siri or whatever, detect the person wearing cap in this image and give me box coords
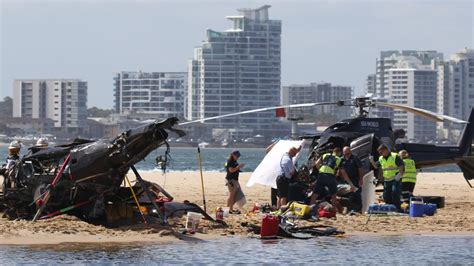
[6,141,21,170]
[35,138,49,148]
[276,146,302,208]
[370,144,404,209]
[225,150,246,214]
[26,138,49,156]
[399,150,417,201]
[3,141,21,188]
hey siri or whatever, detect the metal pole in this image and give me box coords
[125,175,147,224]
[197,147,207,212]
[130,165,165,223]
[33,154,71,221]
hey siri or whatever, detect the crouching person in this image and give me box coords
[310,147,357,213]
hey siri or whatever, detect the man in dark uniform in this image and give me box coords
[341,146,364,213]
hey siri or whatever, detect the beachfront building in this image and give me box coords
[12,79,87,133]
[436,48,474,139]
[366,74,376,95]
[375,50,443,99]
[186,5,283,139]
[367,50,443,132]
[281,83,353,123]
[385,57,438,141]
[113,71,187,120]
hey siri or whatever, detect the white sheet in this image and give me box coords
[246,140,305,188]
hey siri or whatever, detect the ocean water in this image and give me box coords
[136,147,461,173]
[0,235,472,264]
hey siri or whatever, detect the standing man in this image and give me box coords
[3,141,22,188]
[5,141,21,169]
[276,146,301,208]
[310,147,357,213]
[341,146,364,213]
[370,144,404,209]
[399,150,417,201]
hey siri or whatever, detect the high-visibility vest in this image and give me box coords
[319,153,341,175]
[379,152,399,181]
[402,158,417,183]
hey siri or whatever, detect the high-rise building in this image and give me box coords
[436,48,474,138]
[375,50,443,99]
[281,83,353,122]
[366,74,376,95]
[12,79,87,132]
[186,5,282,137]
[385,56,438,140]
[113,71,186,119]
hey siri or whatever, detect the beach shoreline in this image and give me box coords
[1,171,473,245]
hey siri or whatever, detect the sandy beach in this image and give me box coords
[0,171,473,245]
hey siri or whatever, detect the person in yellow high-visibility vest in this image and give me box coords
[399,150,417,201]
[310,147,357,213]
[370,144,404,209]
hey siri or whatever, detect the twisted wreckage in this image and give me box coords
[0,118,214,225]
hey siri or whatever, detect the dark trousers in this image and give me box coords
[271,188,278,206]
[383,180,401,209]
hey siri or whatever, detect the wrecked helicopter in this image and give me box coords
[0,118,217,225]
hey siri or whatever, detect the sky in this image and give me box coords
[1,0,473,109]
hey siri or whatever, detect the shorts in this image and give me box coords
[226,179,240,195]
[401,182,416,194]
[276,176,290,198]
[313,173,337,196]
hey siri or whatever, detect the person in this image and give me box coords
[3,141,21,188]
[35,138,49,148]
[369,144,404,209]
[26,137,49,156]
[6,140,21,168]
[310,147,357,213]
[341,146,364,213]
[225,150,246,214]
[399,150,417,201]
[276,146,302,208]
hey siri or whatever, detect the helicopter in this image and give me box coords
[181,97,474,186]
[303,97,474,186]
[0,117,187,223]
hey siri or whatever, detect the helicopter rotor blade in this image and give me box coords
[179,102,339,125]
[376,102,468,124]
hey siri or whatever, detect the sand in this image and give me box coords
[0,171,473,245]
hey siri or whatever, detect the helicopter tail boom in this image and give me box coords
[457,108,474,156]
[456,108,474,186]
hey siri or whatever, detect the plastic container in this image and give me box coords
[260,215,279,238]
[368,204,397,214]
[292,202,311,218]
[222,207,230,217]
[186,212,202,231]
[409,197,425,218]
[319,208,336,218]
[424,203,437,216]
[216,208,224,221]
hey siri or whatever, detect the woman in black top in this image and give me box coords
[225,150,246,214]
